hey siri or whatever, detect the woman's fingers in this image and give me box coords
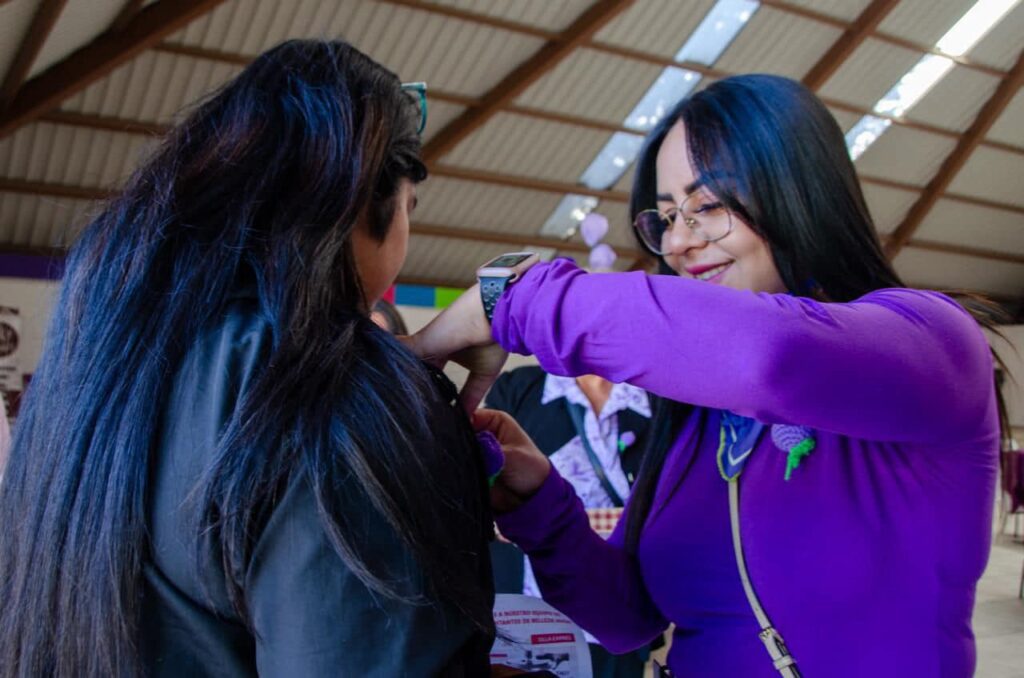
[460,371,496,413]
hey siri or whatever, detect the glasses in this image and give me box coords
[632,190,734,255]
[401,82,427,135]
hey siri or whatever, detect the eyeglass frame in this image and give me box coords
[632,189,736,256]
[401,82,428,135]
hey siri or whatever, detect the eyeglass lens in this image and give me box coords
[634,192,733,255]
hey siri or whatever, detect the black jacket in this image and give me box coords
[140,292,493,677]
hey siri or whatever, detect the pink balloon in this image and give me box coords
[589,243,617,271]
[580,213,609,248]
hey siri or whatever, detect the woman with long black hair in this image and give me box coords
[411,74,1006,677]
[0,40,494,676]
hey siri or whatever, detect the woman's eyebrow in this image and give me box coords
[656,192,675,202]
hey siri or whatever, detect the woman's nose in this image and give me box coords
[663,214,706,256]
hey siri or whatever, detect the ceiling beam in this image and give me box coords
[149,31,1024,158]
[758,0,1006,78]
[110,0,147,33]
[0,0,70,110]
[885,48,1024,258]
[420,0,635,163]
[899,238,1024,266]
[5,177,1021,268]
[376,0,557,41]
[429,165,630,202]
[378,0,1007,81]
[40,109,167,135]
[0,177,107,200]
[4,127,1024,218]
[0,0,229,139]
[801,0,900,91]
[412,222,643,258]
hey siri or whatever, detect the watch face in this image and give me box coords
[486,253,534,268]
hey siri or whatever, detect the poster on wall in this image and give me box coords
[0,306,20,394]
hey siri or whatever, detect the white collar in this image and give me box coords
[541,374,651,419]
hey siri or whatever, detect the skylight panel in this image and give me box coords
[675,0,760,65]
[537,0,761,240]
[624,67,701,132]
[935,0,1018,56]
[539,194,600,238]
[579,132,646,190]
[846,0,1020,159]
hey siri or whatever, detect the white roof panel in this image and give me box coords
[0,0,38,85]
[30,0,127,77]
[613,162,636,193]
[861,182,919,234]
[169,0,545,98]
[715,7,843,80]
[0,192,95,249]
[415,176,562,237]
[893,247,1024,296]
[827,106,862,133]
[987,89,1024,148]
[905,65,1001,132]
[916,198,1024,254]
[423,0,593,32]
[771,0,873,22]
[877,0,975,47]
[854,125,958,187]
[818,38,923,110]
[0,122,152,189]
[61,50,242,123]
[966,1,1024,70]
[947,146,1024,208]
[594,0,717,59]
[421,101,466,144]
[440,112,613,183]
[514,47,664,125]
[402,233,519,283]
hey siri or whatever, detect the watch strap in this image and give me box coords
[479,275,511,323]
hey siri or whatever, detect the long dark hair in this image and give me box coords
[625,74,1007,551]
[0,39,491,676]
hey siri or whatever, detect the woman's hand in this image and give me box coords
[405,284,507,411]
[473,409,551,513]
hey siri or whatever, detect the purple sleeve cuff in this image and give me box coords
[494,465,588,554]
[490,259,578,357]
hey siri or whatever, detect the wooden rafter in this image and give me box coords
[5,108,1024,219]
[110,0,147,33]
[420,0,635,164]
[5,177,1021,269]
[0,177,639,257]
[413,222,643,259]
[148,31,1024,158]
[759,0,1006,78]
[885,48,1024,259]
[801,0,900,91]
[0,0,70,110]
[0,0,229,139]
[899,237,1024,266]
[381,0,1007,81]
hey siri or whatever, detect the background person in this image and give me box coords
[487,368,653,678]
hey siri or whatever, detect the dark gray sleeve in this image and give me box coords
[245,475,487,677]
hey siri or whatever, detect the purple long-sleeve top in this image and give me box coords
[491,259,998,677]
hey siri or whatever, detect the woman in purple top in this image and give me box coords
[412,74,1003,677]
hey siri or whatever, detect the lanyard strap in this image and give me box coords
[729,478,802,677]
[565,401,625,508]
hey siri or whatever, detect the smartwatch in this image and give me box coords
[476,252,540,323]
